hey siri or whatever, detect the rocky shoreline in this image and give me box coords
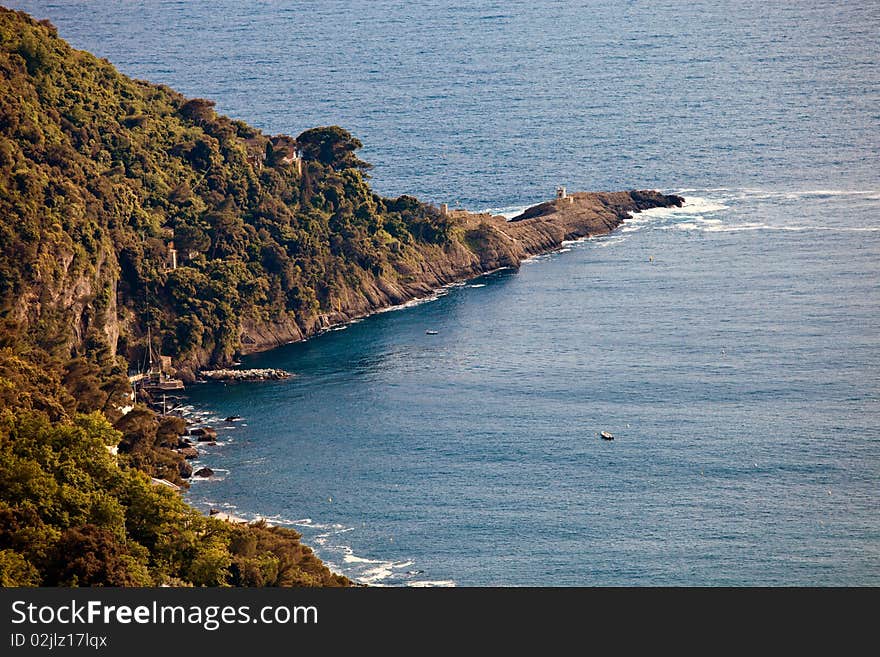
[236,189,683,357]
[199,368,291,382]
[150,190,683,489]
[159,189,684,582]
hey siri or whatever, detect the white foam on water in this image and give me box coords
[255,515,429,586]
[704,224,880,233]
[729,188,880,201]
[618,188,880,234]
[616,195,730,235]
[670,217,729,231]
[467,283,486,288]
[592,236,626,248]
[374,277,477,315]
[408,580,457,587]
[343,553,387,565]
[521,252,553,264]
[478,204,532,219]
[274,516,349,531]
[185,502,427,585]
[622,191,880,234]
[676,196,729,214]
[785,189,880,198]
[329,543,423,586]
[376,291,445,313]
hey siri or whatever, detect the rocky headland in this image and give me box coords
[237,189,683,355]
[0,8,681,587]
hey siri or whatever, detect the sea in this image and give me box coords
[12,1,879,586]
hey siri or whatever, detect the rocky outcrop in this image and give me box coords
[11,238,120,361]
[190,426,217,441]
[177,446,199,459]
[237,190,683,356]
[199,368,290,381]
[178,460,193,479]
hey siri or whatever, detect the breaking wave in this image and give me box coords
[183,501,453,587]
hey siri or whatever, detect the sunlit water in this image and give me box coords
[12,1,879,585]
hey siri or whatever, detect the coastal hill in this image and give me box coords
[241,189,681,353]
[0,7,680,377]
[0,7,679,586]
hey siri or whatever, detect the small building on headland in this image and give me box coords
[269,135,302,173]
[163,241,178,271]
[241,134,302,174]
[243,137,266,169]
[556,186,573,204]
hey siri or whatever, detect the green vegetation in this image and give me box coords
[0,8,460,372]
[0,8,682,586]
[0,7,487,587]
[0,409,348,586]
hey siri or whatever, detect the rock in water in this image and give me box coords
[199,368,291,382]
[177,446,199,459]
[190,427,218,441]
[193,467,214,478]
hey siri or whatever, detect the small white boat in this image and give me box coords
[425,330,439,335]
[599,431,614,441]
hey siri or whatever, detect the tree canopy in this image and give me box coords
[296,125,373,171]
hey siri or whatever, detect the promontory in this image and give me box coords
[0,7,680,587]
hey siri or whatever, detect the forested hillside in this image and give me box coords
[0,8,470,378]
[0,6,475,586]
[0,8,679,586]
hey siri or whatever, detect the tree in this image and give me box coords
[295,126,372,171]
[178,98,216,125]
[0,549,40,586]
[173,223,211,255]
[45,524,150,586]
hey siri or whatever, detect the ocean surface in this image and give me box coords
[12,1,879,585]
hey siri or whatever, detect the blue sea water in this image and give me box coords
[11,1,879,585]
